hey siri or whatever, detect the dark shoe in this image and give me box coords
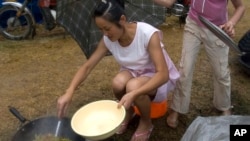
[45,23,56,31]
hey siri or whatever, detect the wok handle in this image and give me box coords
[8,106,27,123]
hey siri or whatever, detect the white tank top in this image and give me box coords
[103,22,164,70]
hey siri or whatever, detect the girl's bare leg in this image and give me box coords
[126,77,155,132]
[112,71,135,134]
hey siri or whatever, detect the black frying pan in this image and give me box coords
[9,106,85,141]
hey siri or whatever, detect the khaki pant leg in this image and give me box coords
[171,17,202,114]
[201,28,231,111]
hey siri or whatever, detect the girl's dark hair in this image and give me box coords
[93,0,125,27]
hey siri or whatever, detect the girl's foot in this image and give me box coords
[222,109,231,116]
[116,109,135,134]
[130,125,154,141]
[166,111,179,128]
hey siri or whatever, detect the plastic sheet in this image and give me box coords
[181,116,250,141]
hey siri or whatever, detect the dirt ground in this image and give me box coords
[0,1,250,141]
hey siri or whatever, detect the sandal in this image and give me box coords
[116,121,129,134]
[116,113,136,134]
[130,126,154,141]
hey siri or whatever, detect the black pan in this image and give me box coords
[9,106,85,141]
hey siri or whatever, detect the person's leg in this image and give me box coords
[202,29,231,115]
[167,17,202,128]
[112,70,133,100]
[112,70,135,134]
[39,7,56,31]
[126,77,156,141]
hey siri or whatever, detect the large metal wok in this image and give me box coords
[9,106,85,141]
[199,15,250,74]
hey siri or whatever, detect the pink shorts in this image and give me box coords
[120,67,171,102]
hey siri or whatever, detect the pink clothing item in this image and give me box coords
[120,49,180,102]
[103,22,180,102]
[188,0,228,26]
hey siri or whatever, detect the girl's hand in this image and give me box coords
[118,92,136,110]
[57,92,73,118]
[220,21,235,38]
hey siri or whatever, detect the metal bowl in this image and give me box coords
[71,100,126,141]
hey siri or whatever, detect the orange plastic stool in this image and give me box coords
[133,100,168,119]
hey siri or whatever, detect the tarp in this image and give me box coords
[181,115,250,141]
[56,0,166,58]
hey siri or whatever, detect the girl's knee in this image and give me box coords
[112,77,125,90]
[112,71,133,90]
[126,79,141,92]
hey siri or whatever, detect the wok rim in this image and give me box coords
[11,116,85,141]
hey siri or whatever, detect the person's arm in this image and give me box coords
[220,0,245,37]
[118,32,169,109]
[57,38,108,118]
[64,39,108,96]
[153,0,176,8]
[139,32,170,95]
